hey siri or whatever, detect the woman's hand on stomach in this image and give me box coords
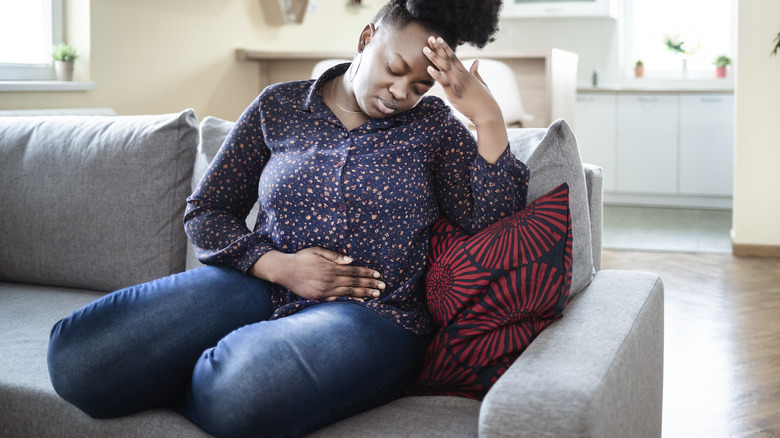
[250,247,384,302]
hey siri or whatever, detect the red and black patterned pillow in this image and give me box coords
[408,182,573,400]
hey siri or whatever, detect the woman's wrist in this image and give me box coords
[474,117,509,164]
[250,250,287,284]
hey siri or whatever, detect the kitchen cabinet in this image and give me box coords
[679,94,734,196]
[616,94,679,194]
[574,89,734,208]
[501,0,617,18]
[575,93,617,191]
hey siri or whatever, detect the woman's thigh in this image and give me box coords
[184,301,430,438]
[47,265,273,418]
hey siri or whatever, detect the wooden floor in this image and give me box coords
[602,250,780,437]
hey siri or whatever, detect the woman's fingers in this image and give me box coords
[470,59,489,89]
[316,248,384,299]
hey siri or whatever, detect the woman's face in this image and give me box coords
[350,21,438,119]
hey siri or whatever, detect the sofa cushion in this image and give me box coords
[409,183,573,399]
[509,119,594,296]
[0,283,214,437]
[0,110,198,291]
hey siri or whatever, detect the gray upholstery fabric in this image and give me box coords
[311,396,481,437]
[479,270,664,438]
[583,164,603,271]
[509,120,595,296]
[0,110,198,291]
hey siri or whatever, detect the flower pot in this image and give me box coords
[54,60,74,81]
[715,66,728,78]
[634,65,644,78]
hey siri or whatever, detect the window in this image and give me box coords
[0,0,62,81]
[624,0,736,79]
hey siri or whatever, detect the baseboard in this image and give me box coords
[604,192,732,210]
[732,243,780,257]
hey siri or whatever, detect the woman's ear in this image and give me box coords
[357,23,376,53]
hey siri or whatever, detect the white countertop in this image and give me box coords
[578,86,734,94]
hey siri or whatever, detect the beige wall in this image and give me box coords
[732,0,780,247]
[0,1,622,118]
[0,0,382,120]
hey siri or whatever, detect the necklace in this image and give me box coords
[329,79,363,114]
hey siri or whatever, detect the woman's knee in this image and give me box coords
[47,316,118,418]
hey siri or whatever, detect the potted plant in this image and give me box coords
[713,54,732,78]
[664,35,700,77]
[52,44,78,81]
[634,60,644,78]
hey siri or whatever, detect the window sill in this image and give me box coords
[0,81,95,92]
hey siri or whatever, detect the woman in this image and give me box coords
[47,1,528,437]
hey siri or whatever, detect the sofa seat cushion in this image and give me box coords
[310,396,481,437]
[0,110,198,291]
[0,282,480,437]
[0,282,214,437]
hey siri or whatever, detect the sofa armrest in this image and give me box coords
[479,270,664,438]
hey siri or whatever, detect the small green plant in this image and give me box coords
[52,44,78,62]
[713,55,732,67]
[665,38,684,54]
[773,31,780,56]
[635,59,644,67]
[664,35,700,56]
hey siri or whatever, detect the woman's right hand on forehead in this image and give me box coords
[250,247,385,302]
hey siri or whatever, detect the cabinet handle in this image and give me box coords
[700,97,723,103]
[637,97,659,103]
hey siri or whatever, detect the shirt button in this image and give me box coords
[342,131,349,139]
[337,203,346,212]
[335,159,345,167]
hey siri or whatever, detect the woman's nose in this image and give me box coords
[388,80,408,101]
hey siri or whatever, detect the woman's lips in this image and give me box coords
[377,97,398,115]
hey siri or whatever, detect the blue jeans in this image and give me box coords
[47,266,429,438]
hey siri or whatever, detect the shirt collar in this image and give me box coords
[301,62,410,131]
[302,62,349,113]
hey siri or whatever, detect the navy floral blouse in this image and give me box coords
[184,64,530,335]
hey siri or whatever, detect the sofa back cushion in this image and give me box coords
[0,110,198,291]
[509,119,594,296]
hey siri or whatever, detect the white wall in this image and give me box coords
[494,17,620,87]
[732,0,780,247]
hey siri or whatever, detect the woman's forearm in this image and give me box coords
[473,112,509,164]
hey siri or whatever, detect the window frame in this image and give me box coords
[0,0,63,81]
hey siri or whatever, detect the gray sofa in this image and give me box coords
[0,109,664,437]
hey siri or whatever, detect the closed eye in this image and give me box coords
[386,61,401,76]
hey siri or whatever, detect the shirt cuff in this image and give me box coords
[234,236,277,273]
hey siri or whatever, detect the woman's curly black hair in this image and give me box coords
[373,0,503,49]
